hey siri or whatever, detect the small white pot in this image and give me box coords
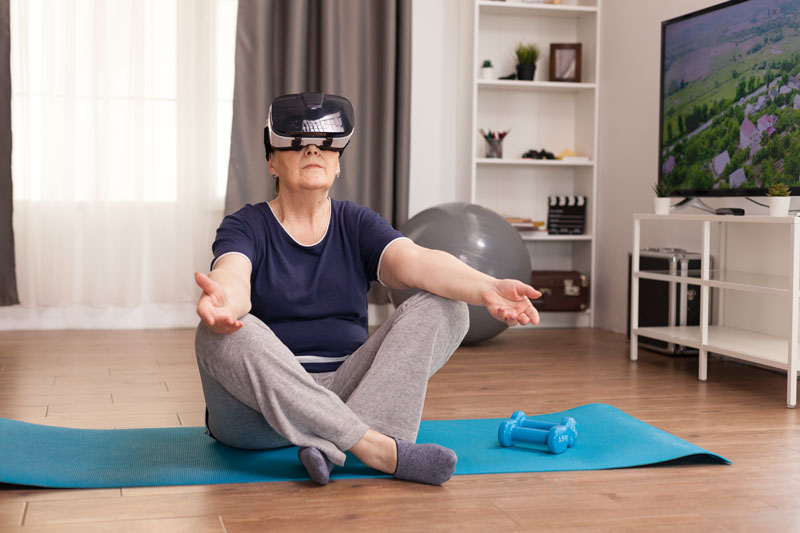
[481,67,494,80]
[653,197,671,215]
[768,196,790,217]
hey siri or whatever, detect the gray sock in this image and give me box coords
[392,438,457,485]
[298,446,334,485]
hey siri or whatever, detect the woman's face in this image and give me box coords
[267,144,340,194]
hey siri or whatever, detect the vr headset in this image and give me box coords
[265,92,354,154]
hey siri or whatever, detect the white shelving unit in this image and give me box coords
[630,214,800,408]
[471,0,600,328]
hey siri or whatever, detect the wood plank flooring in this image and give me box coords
[1,327,799,531]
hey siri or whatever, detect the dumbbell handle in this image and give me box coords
[511,426,548,444]
[511,411,577,447]
[498,420,569,454]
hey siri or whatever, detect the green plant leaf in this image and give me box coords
[767,182,791,196]
[652,181,673,197]
[515,43,540,65]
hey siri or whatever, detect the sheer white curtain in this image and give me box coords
[2,0,237,329]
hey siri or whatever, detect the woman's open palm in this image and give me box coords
[482,279,541,326]
[195,272,244,334]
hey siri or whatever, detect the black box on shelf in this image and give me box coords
[547,196,586,235]
[626,248,709,356]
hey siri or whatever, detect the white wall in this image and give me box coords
[408,0,472,218]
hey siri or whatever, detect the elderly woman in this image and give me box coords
[194,93,540,486]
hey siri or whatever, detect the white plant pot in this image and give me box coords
[768,196,790,217]
[481,67,494,80]
[653,197,671,215]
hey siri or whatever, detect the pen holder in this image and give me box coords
[485,138,503,158]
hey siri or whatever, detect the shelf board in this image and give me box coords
[708,270,795,293]
[519,232,591,241]
[476,157,593,167]
[634,271,698,285]
[477,79,597,93]
[633,269,795,296]
[478,1,598,19]
[633,325,798,370]
[633,325,701,349]
[635,213,800,224]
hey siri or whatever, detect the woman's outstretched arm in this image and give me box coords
[379,239,541,327]
[195,253,252,334]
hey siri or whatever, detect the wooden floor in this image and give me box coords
[1,327,799,532]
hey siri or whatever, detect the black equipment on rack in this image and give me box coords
[627,248,710,356]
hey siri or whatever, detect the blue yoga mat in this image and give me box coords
[0,403,729,488]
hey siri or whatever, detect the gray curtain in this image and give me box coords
[0,0,18,306]
[225,0,411,229]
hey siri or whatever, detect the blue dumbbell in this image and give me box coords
[498,418,570,454]
[511,410,578,447]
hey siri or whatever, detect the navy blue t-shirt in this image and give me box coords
[211,199,405,372]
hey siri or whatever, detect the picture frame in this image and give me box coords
[549,43,582,83]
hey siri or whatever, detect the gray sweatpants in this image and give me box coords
[194,292,469,465]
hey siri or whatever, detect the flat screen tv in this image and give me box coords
[659,0,800,198]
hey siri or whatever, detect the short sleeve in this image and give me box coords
[210,207,259,270]
[355,206,405,282]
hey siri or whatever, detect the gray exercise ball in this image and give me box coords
[390,202,531,345]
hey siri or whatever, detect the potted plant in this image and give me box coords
[481,59,494,80]
[767,182,791,216]
[514,43,539,81]
[652,181,673,215]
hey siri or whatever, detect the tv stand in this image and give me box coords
[671,197,716,214]
[631,213,800,408]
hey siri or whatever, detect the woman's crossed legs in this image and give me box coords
[195,292,469,484]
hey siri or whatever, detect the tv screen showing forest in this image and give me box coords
[660,0,800,195]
